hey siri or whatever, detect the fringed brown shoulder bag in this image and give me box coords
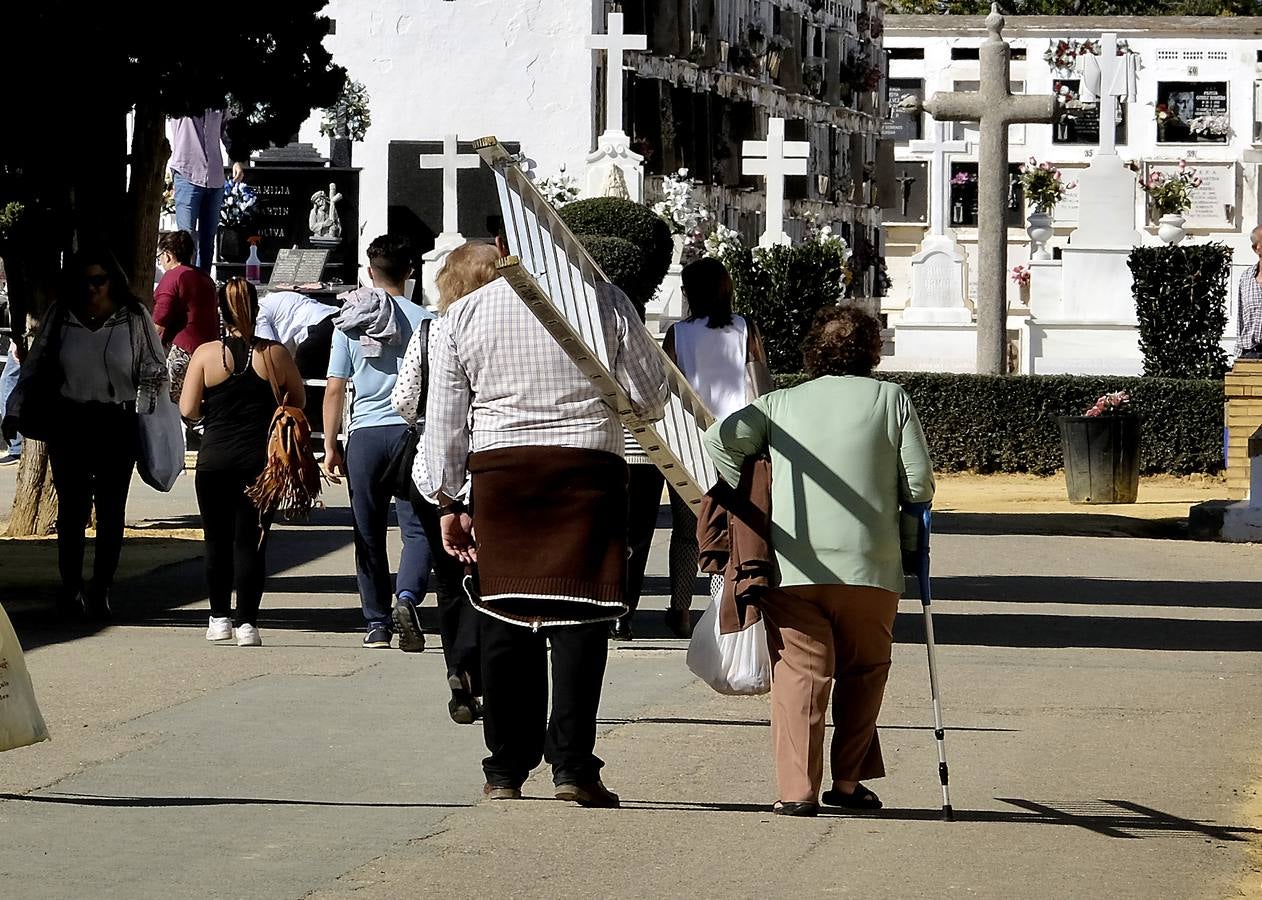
[245,343,323,523]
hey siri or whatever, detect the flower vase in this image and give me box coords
[1157,213,1186,246]
[1026,211,1054,261]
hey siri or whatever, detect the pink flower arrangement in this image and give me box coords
[951,171,976,186]
[1143,160,1201,216]
[1019,158,1075,214]
[1084,391,1131,417]
[1010,264,1031,287]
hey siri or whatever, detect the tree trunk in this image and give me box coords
[122,102,171,304]
[6,441,57,536]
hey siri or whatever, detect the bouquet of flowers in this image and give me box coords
[1142,161,1201,216]
[220,180,258,228]
[534,173,581,208]
[703,223,742,260]
[1056,83,1077,106]
[161,173,175,216]
[652,168,710,237]
[1154,103,1176,127]
[1010,264,1031,287]
[950,171,976,186]
[319,78,372,142]
[1084,390,1131,417]
[1019,158,1074,214]
[1188,114,1230,138]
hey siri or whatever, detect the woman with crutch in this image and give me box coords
[702,307,935,817]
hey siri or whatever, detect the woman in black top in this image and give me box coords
[180,278,304,647]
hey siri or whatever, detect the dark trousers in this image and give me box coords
[346,424,430,626]
[294,317,334,435]
[480,616,609,788]
[195,468,273,626]
[1239,349,1262,360]
[47,402,139,597]
[415,496,481,692]
[668,486,700,611]
[623,463,665,615]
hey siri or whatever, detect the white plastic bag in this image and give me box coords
[137,393,185,492]
[686,599,772,696]
[0,602,50,752]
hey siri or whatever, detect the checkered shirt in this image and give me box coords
[1237,264,1262,356]
[421,279,668,501]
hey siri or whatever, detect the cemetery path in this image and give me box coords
[0,470,1259,898]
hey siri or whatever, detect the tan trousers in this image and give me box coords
[760,584,900,804]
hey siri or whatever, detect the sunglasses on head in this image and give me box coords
[85,274,109,288]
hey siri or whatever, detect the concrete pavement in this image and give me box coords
[0,467,1260,898]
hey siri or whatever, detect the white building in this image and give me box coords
[882,15,1262,373]
[290,0,888,305]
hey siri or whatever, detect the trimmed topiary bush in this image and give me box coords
[721,239,850,373]
[1129,243,1230,381]
[773,371,1223,476]
[559,197,673,311]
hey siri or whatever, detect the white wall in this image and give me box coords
[296,0,597,279]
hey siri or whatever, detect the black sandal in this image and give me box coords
[772,801,819,817]
[821,784,882,810]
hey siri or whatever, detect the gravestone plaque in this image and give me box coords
[267,248,303,286]
[1051,163,1087,227]
[886,79,925,142]
[1145,160,1238,228]
[1052,79,1127,146]
[388,140,521,257]
[216,162,360,285]
[1156,81,1230,144]
[881,160,928,224]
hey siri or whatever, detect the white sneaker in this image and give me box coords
[236,623,262,647]
[206,616,234,642]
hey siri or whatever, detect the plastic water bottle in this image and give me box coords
[245,242,262,284]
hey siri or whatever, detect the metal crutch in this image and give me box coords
[905,502,954,822]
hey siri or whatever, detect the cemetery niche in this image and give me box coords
[1156,81,1229,144]
[881,161,928,224]
[887,79,925,142]
[1053,79,1127,146]
[948,162,1025,229]
[215,145,361,287]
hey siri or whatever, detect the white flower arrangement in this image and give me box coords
[703,223,742,259]
[652,168,710,236]
[1188,114,1230,138]
[534,173,582,208]
[804,220,852,262]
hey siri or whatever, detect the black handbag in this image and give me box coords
[379,318,430,501]
[10,307,67,443]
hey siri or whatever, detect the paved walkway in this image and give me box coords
[0,469,1260,898]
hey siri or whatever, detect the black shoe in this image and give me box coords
[821,784,882,810]
[555,780,620,808]
[362,625,392,649]
[609,617,633,641]
[82,584,112,621]
[391,596,426,653]
[664,607,693,640]
[772,801,819,817]
[448,674,478,725]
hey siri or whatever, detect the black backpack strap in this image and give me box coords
[416,317,431,426]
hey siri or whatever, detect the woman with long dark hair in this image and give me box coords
[180,277,304,646]
[3,249,166,618]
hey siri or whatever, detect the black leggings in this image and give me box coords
[195,468,273,626]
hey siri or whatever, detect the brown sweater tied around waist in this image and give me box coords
[467,446,628,629]
[696,455,778,635]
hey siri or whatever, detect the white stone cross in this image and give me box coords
[742,117,809,247]
[1077,32,1136,158]
[909,121,971,238]
[588,12,646,142]
[419,134,481,238]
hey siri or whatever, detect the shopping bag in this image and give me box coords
[685,599,772,696]
[0,602,50,752]
[137,393,185,492]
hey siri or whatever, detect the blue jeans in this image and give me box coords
[172,171,223,272]
[346,424,431,628]
[0,349,21,457]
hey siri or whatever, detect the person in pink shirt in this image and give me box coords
[154,230,219,402]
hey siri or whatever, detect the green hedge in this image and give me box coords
[1129,243,1230,380]
[773,372,1224,475]
[560,198,673,311]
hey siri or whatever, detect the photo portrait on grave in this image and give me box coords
[390,241,501,723]
[703,307,934,817]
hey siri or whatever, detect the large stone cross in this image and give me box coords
[916,4,1059,374]
[742,117,809,248]
[1078,32,1135,158]
[588,11,646,142]
[909,121,971,238]
[419,134,481,240]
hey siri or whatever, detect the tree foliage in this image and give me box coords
[887,0,1260,13]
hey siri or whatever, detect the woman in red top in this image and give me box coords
[153,230,218,401]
